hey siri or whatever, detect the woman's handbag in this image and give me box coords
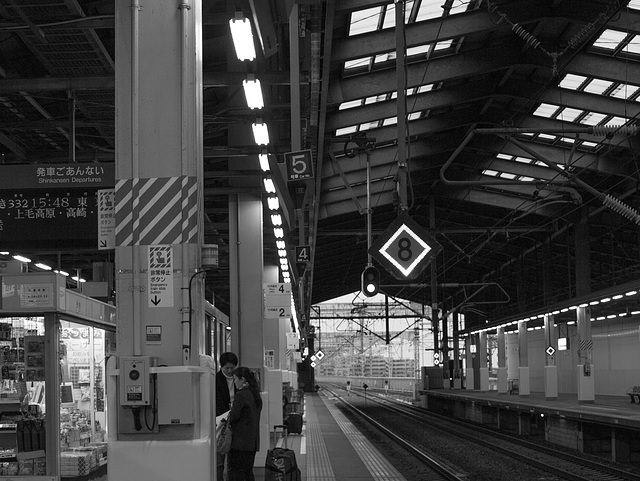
[216,419,232,454]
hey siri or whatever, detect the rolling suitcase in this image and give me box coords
[265,425,301,481]
[284,401,303,434]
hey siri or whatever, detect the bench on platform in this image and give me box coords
[627,386,640,403]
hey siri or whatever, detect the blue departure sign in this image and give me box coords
[369,213,441,280]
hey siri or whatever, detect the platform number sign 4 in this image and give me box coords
[296,245,311,264]
[285,149,314,181]
[369,213,442,280]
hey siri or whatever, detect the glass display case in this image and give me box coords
[0,273,116,480]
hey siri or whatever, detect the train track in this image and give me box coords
[322,383,640,481]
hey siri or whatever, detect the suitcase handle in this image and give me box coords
[273,424,288,448]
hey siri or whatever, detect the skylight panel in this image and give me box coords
[520,176,535,182]
[434,39,454,50]
[416,1,445,21]
[374,52,396,63]
[558,107,582,122]
[416,0,469,21]
[339,100,362,110]
[514,156,533,164]
[610,83,640,99]
[381,1,414,29]
[483,169,499,177]
[629,0,640,10]
[336,126,357,136]
[416,84,434,94]
[592,29,627,50]
[558,137,576,144]
[496,153,512,160]
[408,112,421,121]
[624,35,640,54]
[349,7,382,36]
[584,79,612,95]
[359,122,377,131]
[344,57,370,70]
[383,117,398,126]
[365,94,387,104]
[605,116,628,126]
[407,44,430,56]
[559,74,587,90]
[580,111,606,125]
[501,172,517,180]
[533,103,560,117]
[538,133,556,140]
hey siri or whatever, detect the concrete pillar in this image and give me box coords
[452,312,462,389]
[496,327,508,394]
[577,306,595,403]
[544,314,558,400]
[478,331,489,391]
[465,336,474,390]
[111,2,212,480]
[229,195,265,370]
[518,320,530,396]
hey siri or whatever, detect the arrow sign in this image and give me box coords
[97,189,115,250]
[148,245,174,308]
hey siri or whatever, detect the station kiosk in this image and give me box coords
[0,272,115,480]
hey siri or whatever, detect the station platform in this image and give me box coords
[420,388,640,430]
[255,391,407,481]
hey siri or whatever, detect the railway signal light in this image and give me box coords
[361,266,380,297]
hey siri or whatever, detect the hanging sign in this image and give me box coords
[286,332,298,349]
[284,149,314,181]
[264,283,291,319]
[369,213,441,280]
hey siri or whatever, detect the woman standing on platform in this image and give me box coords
[216,352,238,481]
[227,367,263,481]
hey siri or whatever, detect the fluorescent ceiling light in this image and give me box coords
[276,240,286,249]
[267,196,280,211]
[274,227,284,238]
[55,270,69,276]
[243,77,264,109]
[271,214,282,226]
[259,153,270,171]
[35,263,52,271]
[229,15,256,61]
[12,255,31,263]
[263,177,276,194]
[252,122,270,145]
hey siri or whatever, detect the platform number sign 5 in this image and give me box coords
[285,149,314,181]
[369,213,442,280]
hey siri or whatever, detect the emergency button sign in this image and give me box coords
[370,213,442,280]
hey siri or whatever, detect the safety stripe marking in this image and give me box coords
[115,176,198,246]
[307,397,335,481]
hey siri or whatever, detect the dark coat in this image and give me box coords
[228,386,262,452]
[216,370,234,417]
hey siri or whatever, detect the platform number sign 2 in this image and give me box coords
[369,213,442,280]
[285,149,314,181]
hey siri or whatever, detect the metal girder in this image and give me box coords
[327,79,640,132]
[328,44,526,104]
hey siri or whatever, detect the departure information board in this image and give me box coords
[0,189,98,249]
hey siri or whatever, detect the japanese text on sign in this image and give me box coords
[148,245,174,308]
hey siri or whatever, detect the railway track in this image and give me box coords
[322,383,640,481]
